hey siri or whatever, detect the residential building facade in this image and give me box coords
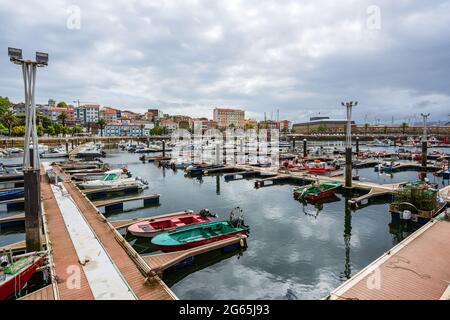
[76,104,100,124]
[213,108,245,129]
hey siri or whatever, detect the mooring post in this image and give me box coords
[65,140,69,153]
[292,138,296,150]
[342,101,357,189]
[24,166,42,252]
[162,140,166,157]
[421,140,428,173]
[303,139,307,158]
[420,113,430,180]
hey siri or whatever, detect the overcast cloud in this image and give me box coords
[1,0,449,124]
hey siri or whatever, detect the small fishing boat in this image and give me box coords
[293,181,342,201]
[0,189,24,201]
[151,208,249,252]
[304,160,338,174]
[0,252,46,300]
[185,164,224,175]
[128,209,216,238]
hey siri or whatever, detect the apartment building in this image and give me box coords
[213,108,245,129]
[76,104,100,124]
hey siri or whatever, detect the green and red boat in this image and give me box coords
[293,181,342,201]
[151,210,249,252]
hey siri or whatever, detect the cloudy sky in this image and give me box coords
[1,0,449,124]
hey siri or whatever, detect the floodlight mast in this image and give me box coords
[8,47,48,252]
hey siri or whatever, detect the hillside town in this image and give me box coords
[1,96,449,138]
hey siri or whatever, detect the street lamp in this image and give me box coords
[8,47,48,252]
[341,101,357,188]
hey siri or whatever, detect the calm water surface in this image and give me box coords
[1,149,447,299]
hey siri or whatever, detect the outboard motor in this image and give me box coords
[0,255,9,268]
[200,208,217,218]
[229,207,246,228]
[135,176,149,185]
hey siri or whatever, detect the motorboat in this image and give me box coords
[40,147,68,159]
[72,168,130,182]
[76,143,105,158]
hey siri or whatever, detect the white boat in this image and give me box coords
[367,139,392,147]
[40,147,68,158]
[6,147,23,154]
[79,170,148,189]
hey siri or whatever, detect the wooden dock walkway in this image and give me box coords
[38,163,176,300]
[142,235,247,275]
[93,193,160,212]
[329,218,450,300]
[18,285,55,300]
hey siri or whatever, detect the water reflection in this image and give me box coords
[342,199,352,281]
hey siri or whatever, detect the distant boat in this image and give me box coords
[128,209,216,238]
[40,147,68,159]
[0,252,46,300]
[185,164,224,175]
[367,139,392,147]
[304,160,339,174]
[293,181,342,201]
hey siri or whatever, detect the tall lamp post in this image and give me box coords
[342,101,357,188]
[8,47,48,252]
[420,113,430,179]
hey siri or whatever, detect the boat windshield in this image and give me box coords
[102,173,119,181]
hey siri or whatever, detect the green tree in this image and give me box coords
[37,113,52,129]
[46,125,56,136]
[97,119,106,136]
[0,110,16,136]
[150,125,168,135]
[57,111,68,126]
[37,125,45,137]
[72,124,83,136]
[0,96,11,115]
[317,123,328,133]
[56,101,68,108]
[139,124,145,136]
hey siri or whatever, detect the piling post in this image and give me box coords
[162,140,166,158]
[420,113,430,180]
[342,101,357,189]
[292,138,296,150]
[356,137,359,155]
[303,139,307,158]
